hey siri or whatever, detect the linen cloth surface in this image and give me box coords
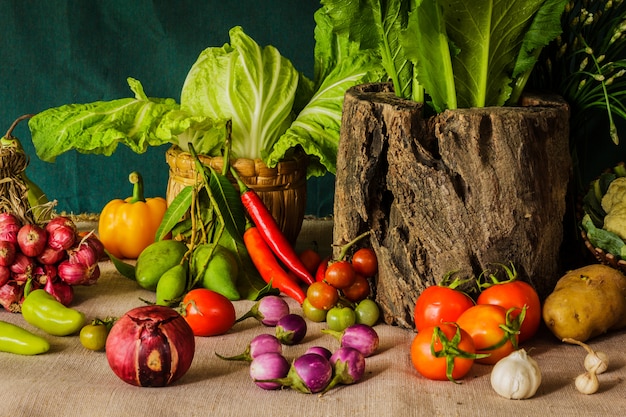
[1,220,625,417]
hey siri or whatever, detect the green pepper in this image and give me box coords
[0,320,50,355]
[21,289,85,336]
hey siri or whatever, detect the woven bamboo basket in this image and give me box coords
[165,145,308,244]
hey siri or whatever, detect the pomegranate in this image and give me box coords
[106,305,195,387]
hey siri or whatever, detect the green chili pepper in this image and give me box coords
[0,320,50,355]
[21,289,85,336]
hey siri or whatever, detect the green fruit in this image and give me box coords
[192,244,240,301]
[135,240,188,291]
[156,263,188,306]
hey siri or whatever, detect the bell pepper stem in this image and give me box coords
[128,171,145,203]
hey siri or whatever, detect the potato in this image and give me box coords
[542,264,626,342]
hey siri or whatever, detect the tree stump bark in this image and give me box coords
[333,83,572,329]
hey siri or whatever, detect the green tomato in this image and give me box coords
[326,306,356,332]
[355,299,380,326]
[302,298,327,322]
[80,323,110,351]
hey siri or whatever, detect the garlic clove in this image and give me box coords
[575,371,599,395]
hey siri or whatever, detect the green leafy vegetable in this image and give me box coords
[29,78,226,162]
[181,26,299,161]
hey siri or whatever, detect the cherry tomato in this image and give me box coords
[456,304,519,365]
[413,285,474,331]
[298,249,322,276]
[182,288,236,336]
[354,299,380,326]
[477,280,540,343]
[351,248,378,277]
[302,298,328,322]
[324,260,356,289]
[410,323,476,382]
[342,273,371,302]
[79,322,110,351]
[326,306,356,331]
[306,281,339,311]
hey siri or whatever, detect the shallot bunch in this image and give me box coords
[0,213,105,311]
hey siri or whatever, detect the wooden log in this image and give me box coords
[333,83,572,328]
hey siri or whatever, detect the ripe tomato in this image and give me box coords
[298,249,322,276]
[306,281,339,310]
[182,288,236,336]
[413,284,474,331]
[325,260,356,289]
[477,279,541,343]
[410,323,476,382]
[456,304,519,365]
[341,273,371,302]
[351,248,378,277]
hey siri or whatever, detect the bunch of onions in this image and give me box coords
[0,212,105,311]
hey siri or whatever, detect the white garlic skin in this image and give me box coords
[490,349,542,400]
[584,351,609,374]
[575,371,599,395]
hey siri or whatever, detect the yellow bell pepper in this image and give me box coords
[98,172,167,259]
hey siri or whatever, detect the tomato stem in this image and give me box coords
[337,230,372,261]
[430,325,489,383]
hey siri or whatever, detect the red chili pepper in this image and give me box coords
[243,225,306,304]
[235,181,314,285]
[315,256,330,282]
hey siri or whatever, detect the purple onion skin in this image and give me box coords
[250,353,290,390]
[216,333,282,362]
[236,295,290,326]
[323,324,379,358]
[305,346,332,360]
[275,314,307,345]
[321,347,366,394]
[106,305,195,387]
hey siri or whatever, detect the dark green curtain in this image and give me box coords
[1,0,334,216]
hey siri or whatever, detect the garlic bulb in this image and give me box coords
[490,349,542,399]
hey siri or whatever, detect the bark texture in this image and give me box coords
[333,83,572,328]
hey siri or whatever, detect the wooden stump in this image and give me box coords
[333,83,572,328]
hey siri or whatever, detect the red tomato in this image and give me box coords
[341,273,371,302]
[298,249,322,276]
[477,280,540,343]
[325,260,356,289]
[413,285,475,331]
[306,281,339,311]
[182,289,236,337]
[410,323,476,382]
[456,304,519,365]
[351,248,378,277]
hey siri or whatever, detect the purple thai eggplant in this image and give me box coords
[321,346,366,394]
[216,333,282,362]
[275,313,307,345]
[322,323,379,357]
[249,352,290,390]
[236,295,290,326]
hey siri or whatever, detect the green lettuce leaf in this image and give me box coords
[267,4,386,176]
[29,77,223,162]
[403,0,456,112]
[440,0,553,108]
[180,26,300,161]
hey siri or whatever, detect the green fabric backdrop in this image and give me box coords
[1,0,334,216]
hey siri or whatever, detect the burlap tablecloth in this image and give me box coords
[1,220,625,417]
